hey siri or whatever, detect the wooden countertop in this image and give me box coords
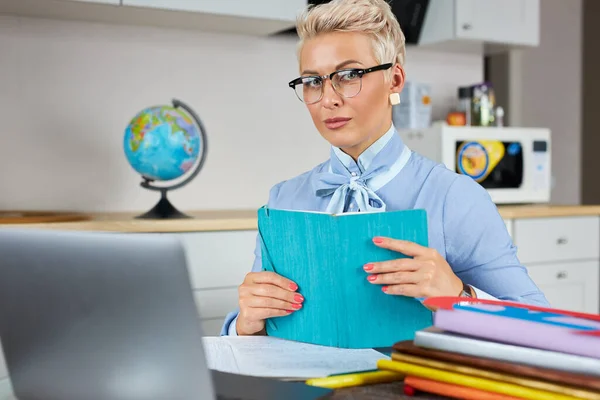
[2,205,600,233]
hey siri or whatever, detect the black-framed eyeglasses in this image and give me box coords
[288,63,393,105]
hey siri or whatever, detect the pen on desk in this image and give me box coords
[305,370,404,389]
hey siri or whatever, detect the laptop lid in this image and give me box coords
[0,228,215,400]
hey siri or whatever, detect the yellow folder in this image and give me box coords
[391,352,600,400]
[378,359,586,400]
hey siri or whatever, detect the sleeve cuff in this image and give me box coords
[470,285,498,300]
[227,315,239,336]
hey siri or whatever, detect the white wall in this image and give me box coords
[507,0,582,205]
[0,16,483,213]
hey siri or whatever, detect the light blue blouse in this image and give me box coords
[220,124,549,335]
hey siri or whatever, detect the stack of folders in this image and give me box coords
[377,296,600,400]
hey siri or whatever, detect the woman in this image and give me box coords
[221,0,548,337]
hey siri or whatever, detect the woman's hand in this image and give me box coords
[236,271,304,336]
[364,237,463,298]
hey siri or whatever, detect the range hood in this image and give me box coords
[275,0,431,44]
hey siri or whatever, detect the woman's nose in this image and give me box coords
[321,79,342,108]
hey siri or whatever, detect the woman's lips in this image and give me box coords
[324,117,352,130]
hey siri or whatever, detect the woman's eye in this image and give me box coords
[341,71,359,81]
[305,79,322,88]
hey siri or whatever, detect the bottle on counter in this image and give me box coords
[495,106,505,127]
[471,82,495,126]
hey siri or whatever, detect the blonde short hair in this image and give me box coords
[296,0,406,70]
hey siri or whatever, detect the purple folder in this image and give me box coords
[425,297,600,359]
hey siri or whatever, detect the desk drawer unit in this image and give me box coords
[513,216,600,264]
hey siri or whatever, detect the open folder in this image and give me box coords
[257,207,433,349]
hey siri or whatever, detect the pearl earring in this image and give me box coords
[389,93,400,105]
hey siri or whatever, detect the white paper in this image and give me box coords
[201,336,388,379]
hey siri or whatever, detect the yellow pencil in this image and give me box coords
[305,369,404,389]
[378,359,585,400]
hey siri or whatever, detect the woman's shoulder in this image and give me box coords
[266,160,330,207]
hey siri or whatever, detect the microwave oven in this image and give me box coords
[399,123,551,204]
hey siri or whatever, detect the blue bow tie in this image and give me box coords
[313,164,388,214]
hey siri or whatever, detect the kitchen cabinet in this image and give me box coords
[511,215,600,314]
[120,0,304,35]
[420,0,539,49]
[0,0,303,36]
[122,0,304,23]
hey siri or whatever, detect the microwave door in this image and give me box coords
[455,140,524,189]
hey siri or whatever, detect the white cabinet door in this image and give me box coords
[454,0,539,46]
[168,230,257,290]
[200,318,227,337]
[526,261,600,314]
[122,0,304,22]
[194,288,238,320]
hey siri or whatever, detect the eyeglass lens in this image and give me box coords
[295,70,363,104]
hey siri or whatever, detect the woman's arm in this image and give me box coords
[442,175,550,306]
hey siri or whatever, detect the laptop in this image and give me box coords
[0,229,330,400]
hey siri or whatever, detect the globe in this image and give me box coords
[124,105,201,181]
[123,99,207,219]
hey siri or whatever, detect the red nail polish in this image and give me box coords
[294,294,304,303]
[382,286,388,292]
[292,303,302,310]
[373,237,383,244]
[363,263,374,271]
[367,275,377,282]
[289,283,298,291]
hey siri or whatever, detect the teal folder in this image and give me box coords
[257,207,433,349]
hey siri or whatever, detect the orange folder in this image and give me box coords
[405,376,524,400]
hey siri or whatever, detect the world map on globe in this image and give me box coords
[124,105,201,181]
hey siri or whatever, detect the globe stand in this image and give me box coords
[134,98,208,220]
[136,189,190,219]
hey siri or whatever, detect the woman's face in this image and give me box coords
[299,31,404,159]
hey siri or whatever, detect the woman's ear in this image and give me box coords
[390,63,405,95]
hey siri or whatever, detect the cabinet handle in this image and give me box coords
[556,237,568,245]
[462,23,472,30]
[556,271,568,279]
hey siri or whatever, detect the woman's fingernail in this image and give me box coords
[373,237,384,244]
[367,275,377,282]
[292,303,302,310]
[289,283,298,291]
[294,294,304,303]
[382,286,388,293]
[363,263,374,271]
